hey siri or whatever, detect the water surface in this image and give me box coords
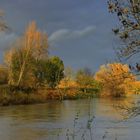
[0,97,140,140]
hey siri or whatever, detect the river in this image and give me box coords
[0,96,140,140]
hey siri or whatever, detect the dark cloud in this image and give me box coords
[0,32,17,51]
[0,0,119,71]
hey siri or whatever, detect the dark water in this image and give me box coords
[0,97,140,140]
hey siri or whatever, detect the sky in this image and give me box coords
[0,0,120,71]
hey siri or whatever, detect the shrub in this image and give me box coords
[95,63,136,97]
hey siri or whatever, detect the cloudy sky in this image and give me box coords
[0,0,120,71]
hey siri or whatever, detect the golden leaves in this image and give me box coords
[4,21,49,87]
[24,21,48,59]
[95,63,136,97]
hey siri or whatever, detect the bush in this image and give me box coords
[95,63,136,97]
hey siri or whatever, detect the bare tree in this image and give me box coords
[108,0,140,61]
[0,10,8,31]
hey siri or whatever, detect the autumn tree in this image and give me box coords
[34,56,64,88]
[5,21,48,88]
[108,0,140,65]
[5,48,37,88]
[76,68,101,93]
[0,10,8,85]
[76,69,94,88]
[64,67,74,81]
[58,67,76,89]
[95,63,136,97]
[0,65,8,84]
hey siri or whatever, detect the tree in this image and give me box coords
[5,21,48,87]
[0,65,8,84]
[5,48,36,88]
[76,69,94,88]
[57,67,76,88]
[76,68,101,92]
[64,67,74,81]
[108,0,140,62]
[0,10,9,31]
[16,21,48,87]
[34,56,64,88]
[95,63,136,97]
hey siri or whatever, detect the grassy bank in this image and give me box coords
[0,85,100,106]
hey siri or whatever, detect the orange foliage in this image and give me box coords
[130,81,140,94]
[57,78,78,89]
[5,21,49,87]
[24,21,48,59]
[95,63,136,97]
[0,65,8,84]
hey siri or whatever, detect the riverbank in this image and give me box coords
[1,83,139,106]
[0,85,100,106]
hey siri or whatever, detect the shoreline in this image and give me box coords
[0,86,100,106]
[0,85,138,106]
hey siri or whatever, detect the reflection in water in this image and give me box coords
[0,97,139,140]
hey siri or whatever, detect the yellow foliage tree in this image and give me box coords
[95,63,136,97]
[5,21,48,87]
[58,79,77,89]
[58,67,77,89]
[130,81,140,94]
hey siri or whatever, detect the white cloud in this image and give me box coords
[0,32,17,51]
[48,26,96,44]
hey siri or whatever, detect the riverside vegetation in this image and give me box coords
[0,21,140,106]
